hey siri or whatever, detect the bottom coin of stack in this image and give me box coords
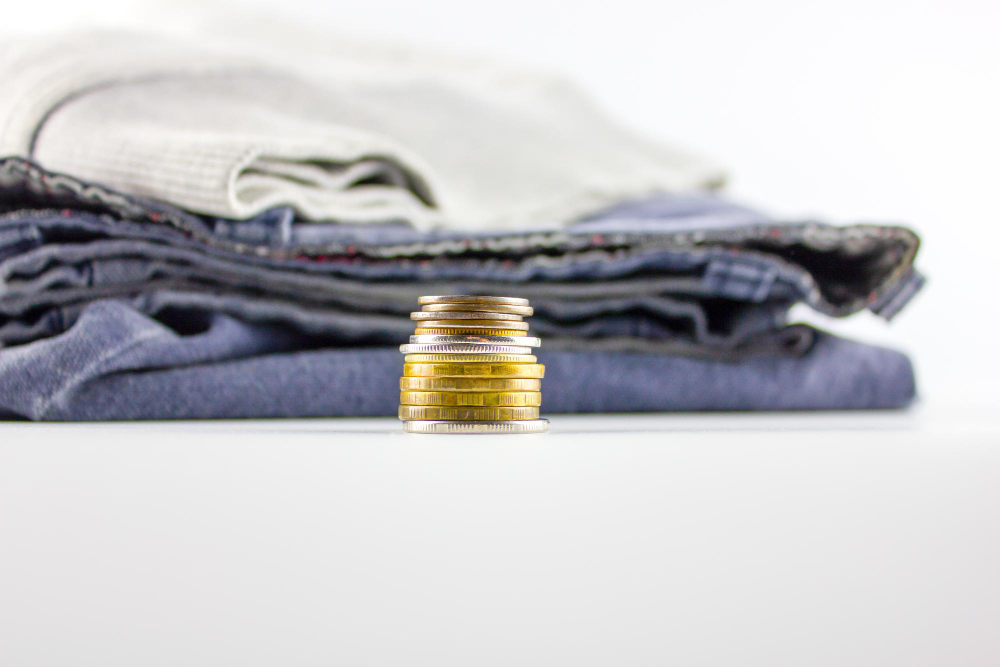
[399,295,549,434]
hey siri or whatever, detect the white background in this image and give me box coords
[1,1,998,665]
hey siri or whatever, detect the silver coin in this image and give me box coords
[409,335,541,347]
[414,320,530,331]
[402,419,550,434]
[410,311,523,322]
[399,343,535,355]
[422,303,534,316]
[417,295,531,307]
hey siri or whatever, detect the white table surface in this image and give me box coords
[2,405,998,667]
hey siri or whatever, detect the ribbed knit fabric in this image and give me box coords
[0,31,725,230]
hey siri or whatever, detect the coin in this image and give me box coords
[403,362,545,378]
[400,295,548,433]
[399,344,534,355]
[403,419,550,434]
[400,377,541,392]
[404,354,537,363]
[410,311,523,322]
[400,391,542,407]
[415,320,530,331]
[421,303,533,316]
[398,405,540,421]
[414,328,528,336]
[417,295,530,307]
[409,335,541,347]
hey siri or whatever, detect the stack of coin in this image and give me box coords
[399,295,549,434]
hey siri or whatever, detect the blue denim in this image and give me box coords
[0,226,798,347]
[0,158,923,419]
[0,157,921,316]
[0,302,914,420]
[0,207,922,346]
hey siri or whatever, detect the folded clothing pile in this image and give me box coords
[0,31,923,420]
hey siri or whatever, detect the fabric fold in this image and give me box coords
[0,300,916,421]
[0,31,725,230]
[0,159,923,419]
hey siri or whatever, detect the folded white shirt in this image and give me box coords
[0,30,725,230]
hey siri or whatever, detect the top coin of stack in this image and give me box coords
[399,295,549,434]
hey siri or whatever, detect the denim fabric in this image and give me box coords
[0,158,924,419]
[0,158,922,320]
[0,301,915,420]
[0,222,796,347]
[0,205,920,349]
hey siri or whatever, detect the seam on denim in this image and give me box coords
[873,271,925,321]
[751,267,779,303]
[2,156,915,259]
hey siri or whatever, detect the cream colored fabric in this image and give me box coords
[0,31,725,230]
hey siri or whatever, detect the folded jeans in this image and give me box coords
[0,301,916,420]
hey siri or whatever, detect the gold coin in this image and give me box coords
[403,362,545,378]
[414,328,527,336]
[399,405,540,421]
[404,354,537,363]
[400,377,541,392]
[421,303,533,316]
[411,311,523,322]
[400,391,542,407]
[416,319,529,331]
[417,295,530,307]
